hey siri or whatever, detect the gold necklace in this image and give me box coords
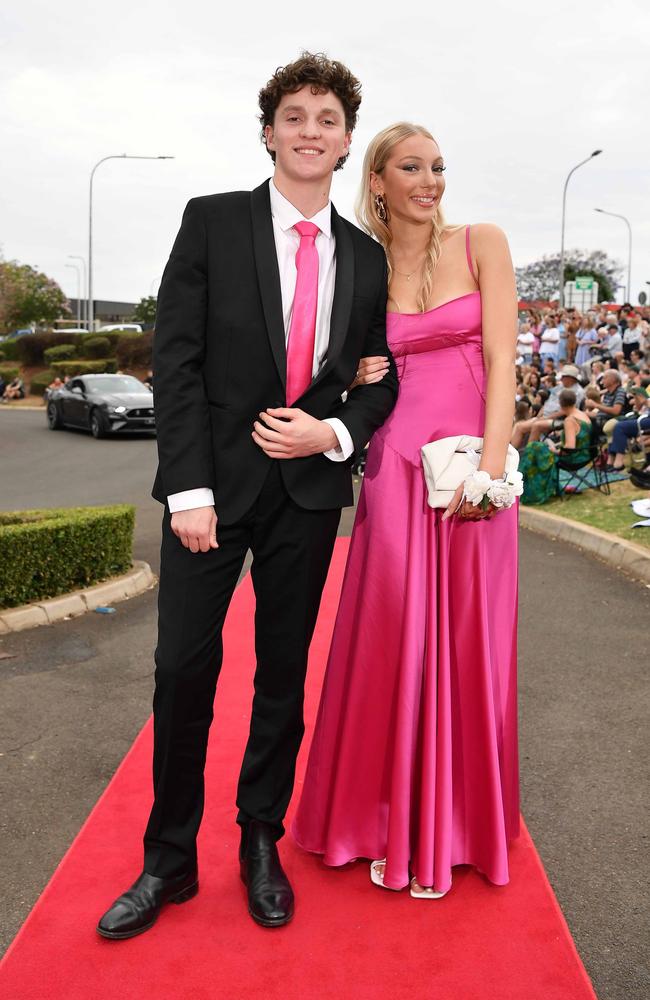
[393,257,425,281]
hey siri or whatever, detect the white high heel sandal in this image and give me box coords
[369,859,401,891]
[370,859,449,899]
[409,877,448,900]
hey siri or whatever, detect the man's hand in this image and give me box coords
[170,506,218,553]
[252,408,338,459]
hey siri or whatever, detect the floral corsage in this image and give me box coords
[463,469,524,511]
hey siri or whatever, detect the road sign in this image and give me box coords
[575,275,594,290]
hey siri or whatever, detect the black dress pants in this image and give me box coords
[143,463,341,879]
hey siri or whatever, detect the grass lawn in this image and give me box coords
[542,477,650,550]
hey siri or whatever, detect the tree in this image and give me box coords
[515,249,622,303]
[132,296,157,324]
[0,259,70,333]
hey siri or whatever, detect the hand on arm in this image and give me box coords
[252,408,339,459]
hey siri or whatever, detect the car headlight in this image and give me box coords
[108,405,127,414]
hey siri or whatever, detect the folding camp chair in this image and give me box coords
[555,419,611,498]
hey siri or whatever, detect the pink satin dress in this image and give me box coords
[292,227,520,893]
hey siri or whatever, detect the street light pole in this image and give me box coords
[68,254,87,327]
[64,262,82,326]
[594,208,632,303]
[88,154,174,332]
[559,150,602,308]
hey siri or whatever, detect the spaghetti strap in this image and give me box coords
[465,225,477,283]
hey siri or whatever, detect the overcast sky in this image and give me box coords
[1,0,648,308]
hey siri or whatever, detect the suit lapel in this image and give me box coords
[251,180,286,389]
[310,204,354,391]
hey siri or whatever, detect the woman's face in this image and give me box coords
[371,134,445,226]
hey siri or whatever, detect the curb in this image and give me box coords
[0,560,157,634]
[519,507,650,585]
[0,404,44,412]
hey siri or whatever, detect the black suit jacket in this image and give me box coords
[151,180,398,524]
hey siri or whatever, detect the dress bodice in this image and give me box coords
[387,290,483,360]
[376,288,486,467]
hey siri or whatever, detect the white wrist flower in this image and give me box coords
[464,470,492,506]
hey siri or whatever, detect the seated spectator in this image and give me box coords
[585,370,627,440]
[601,323,623,357]
[0,375,5,399]
[511,398,534,450]
[519,389,592,505]
[607,387,650,471]
[630,430,650,488]
[44,376,64,401]
[2,376,25,401]
[511,364,586,444]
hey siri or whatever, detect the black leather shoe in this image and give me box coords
[240,821,294,928]
[96,869,198,940]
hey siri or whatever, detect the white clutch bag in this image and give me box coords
[421,435,520,509]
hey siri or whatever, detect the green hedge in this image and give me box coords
[44,343,77,364]
[14,331,140,365]
[0,364,21,382]
[116,331,152,368]
[0,339,20,361]
[0,505,135,608]
[29,370,55,396]
[51,359,117,376]
[16,331,81,365]
[83,335,111,359]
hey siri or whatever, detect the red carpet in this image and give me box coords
[1,538,596,1000]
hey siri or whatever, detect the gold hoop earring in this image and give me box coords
[374,194,387,222]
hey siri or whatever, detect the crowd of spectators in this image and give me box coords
[514,303,650,502]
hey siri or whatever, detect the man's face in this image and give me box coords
[603,373,618,391]
[561,376,577,389]
[265,86,351,185]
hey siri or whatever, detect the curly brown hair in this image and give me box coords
[258,52,362,171]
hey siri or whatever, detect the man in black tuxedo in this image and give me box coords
[98,52,397,938]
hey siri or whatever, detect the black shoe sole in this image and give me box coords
[96,880,199,940]
[247,906,294,929]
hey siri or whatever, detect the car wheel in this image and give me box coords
[89,408,107,439]
[47,402,62,430]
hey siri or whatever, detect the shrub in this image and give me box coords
[82,335,111,359]
[0,339,20,361]
[50,359,118,376]
[16,331,81,365]
[0,365,20,382]
[0,351,4,362]
[29,370,55,396]
[79,331,121,351]
[44,343,77,364]
[116,330,153,369]
[0,505,135,608]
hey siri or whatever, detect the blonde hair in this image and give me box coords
[355,122,447,313]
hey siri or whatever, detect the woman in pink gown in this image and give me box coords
[292,123,520,897]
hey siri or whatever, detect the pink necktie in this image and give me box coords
[286,221,320,405]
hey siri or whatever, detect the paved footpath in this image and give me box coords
[1,409,648,999]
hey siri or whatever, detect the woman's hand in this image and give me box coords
[349,356,390,391]
[441,483,498,522]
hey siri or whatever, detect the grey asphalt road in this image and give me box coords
[1,408,648,999]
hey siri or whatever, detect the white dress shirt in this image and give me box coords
[168,180,354,513]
